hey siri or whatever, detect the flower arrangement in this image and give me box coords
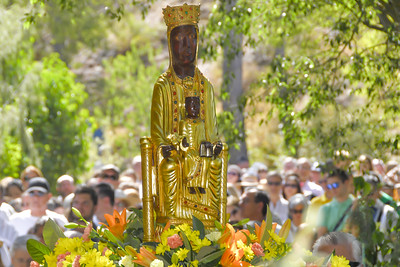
[27,207,351,267]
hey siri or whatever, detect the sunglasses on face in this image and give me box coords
[227,172,239,176]
[284,184,298,188]
[29,191,46,197]
[268,181,282,186]
[292,208,303,214]
[327,182,340,190]
[101,174,118,180]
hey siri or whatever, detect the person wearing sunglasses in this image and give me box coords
[98,164,120,189]
[282,173,302,201]
[313,231,362,267]
[264,171,289,224]
[286,193,309,243]
[317,169,354,238]
[9,177,68,236]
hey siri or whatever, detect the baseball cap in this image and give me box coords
[101,164,120,175]
[26,177,50,194]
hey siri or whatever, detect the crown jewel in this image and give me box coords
[163,4,200,28]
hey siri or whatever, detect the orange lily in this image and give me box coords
[234,229,250,244]
[132,247,157,267]
[220,242,251,267]
[102,208,127,240]
[254,220,267,243]
[218,223,236,248]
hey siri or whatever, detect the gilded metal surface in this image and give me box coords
[140,137,154,242]
[141,4,227,241]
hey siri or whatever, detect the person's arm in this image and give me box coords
[316,204,328,238]
[317,226,328,238]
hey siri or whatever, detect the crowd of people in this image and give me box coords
[0,153,399,266]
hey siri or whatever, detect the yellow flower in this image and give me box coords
[331,255,350,267]
[263,241,278,261]
[190,260,199,267]
[304,249,313,257]
[176,224,191,233]
[43,253,57,267]
[79,248,115,267]
[236,240,254,261]
[175,248,189,261]
[191,236,211,252]
[248,233,258,243]
[156,242,171,255]
[268,230,285,245]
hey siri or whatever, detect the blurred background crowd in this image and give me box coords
[1,152,399,266]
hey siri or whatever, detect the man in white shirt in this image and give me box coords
[10,177,68,236]
[296,158,324,198]
[264,171,289,224]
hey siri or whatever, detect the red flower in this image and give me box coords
[167,234,183,249]
[72,255,81,267]
[251,242,264,257]
[82,222,92,242]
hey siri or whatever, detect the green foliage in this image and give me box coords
[26,239,51,264]
[204,0,400,160]
[1,3,91,184]
[101,40,165,159]
[27,54,91,183]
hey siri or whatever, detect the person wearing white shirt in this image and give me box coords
[264,171,289,224]
[9,177,68,236]
[296,158,324,198]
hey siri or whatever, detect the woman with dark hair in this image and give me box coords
[282,173,302,201]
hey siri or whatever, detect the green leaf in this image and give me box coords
[27,239,51,264]
[196,246,218,259]
[197,249,224,264]
[43,218,66,250]
[192,215,205,239]
[266,205,272,231]
[214,220,223,231]
[260,205,272,248]
[233,218,249,227]
[179,231,193,261]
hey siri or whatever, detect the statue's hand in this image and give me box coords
[162,145,175,158]
[214,141,223,156]
[182,137,189,148]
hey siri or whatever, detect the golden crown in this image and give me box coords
[163,4,200,28]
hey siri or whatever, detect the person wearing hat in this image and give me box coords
[9,177,68,236]
[239,169,259,194]
[56,175,76,204]
[98,164,120,189]
[114,188,141,214]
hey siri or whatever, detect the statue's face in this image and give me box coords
[185,97,200,118]
[170,25,197,66]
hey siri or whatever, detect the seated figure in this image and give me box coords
[140,4,227,242]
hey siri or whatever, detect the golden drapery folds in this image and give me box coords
[141,3,227,242]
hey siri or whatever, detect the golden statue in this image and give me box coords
[141,3,228,242]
